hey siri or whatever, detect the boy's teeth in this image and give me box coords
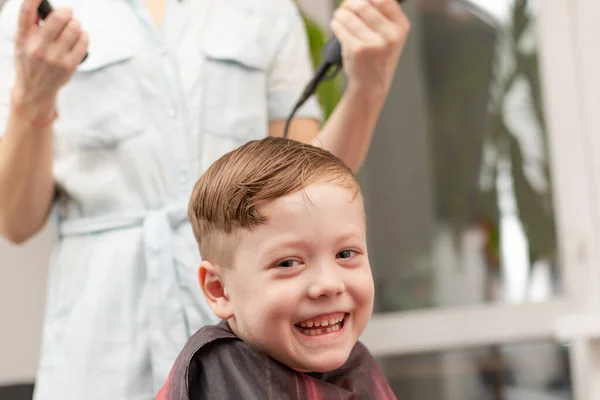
[298,323,342,336]
[297,313,345,328]
[295,313,346,336]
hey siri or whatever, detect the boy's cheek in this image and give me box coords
[352,266,376,299]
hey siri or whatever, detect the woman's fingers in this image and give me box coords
[63,31,89,68]
[35,7,73,55]
[46,19,82,63]
[16,0,42,44]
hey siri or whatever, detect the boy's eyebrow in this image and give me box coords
[334,231,365,242]
[260,230,365,257]
[259,237,312,257]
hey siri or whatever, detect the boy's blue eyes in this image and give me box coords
[337,250,353,259]
[277,250,356,268]
[278,259,300,268]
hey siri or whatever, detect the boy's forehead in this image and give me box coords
[259,182,362,214]
[254,185,366,238]
[231,188,367,266]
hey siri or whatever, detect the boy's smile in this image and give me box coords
[292,311,353,353]
[204,181,374,373]
[295,311,347,335]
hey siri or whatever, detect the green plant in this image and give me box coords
[300,12,344,121]
[485,0,557,271]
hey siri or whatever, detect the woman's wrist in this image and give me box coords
[10,87,58,129]
[345,80,388,102]
[343,82,388,115]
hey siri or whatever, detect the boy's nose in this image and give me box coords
[307,264,345,299]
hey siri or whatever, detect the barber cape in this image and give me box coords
[156,320,397,400]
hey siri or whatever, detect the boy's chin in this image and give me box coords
[290,352,351,374]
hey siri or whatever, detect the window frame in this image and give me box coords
[357,1,600,399]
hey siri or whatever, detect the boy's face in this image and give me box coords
[215,181,374,373]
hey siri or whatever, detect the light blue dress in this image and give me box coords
[0,0,321,398]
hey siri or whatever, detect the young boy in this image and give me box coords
[156,137,397,400]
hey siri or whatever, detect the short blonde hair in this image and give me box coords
[188,137,360,267]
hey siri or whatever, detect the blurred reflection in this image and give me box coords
[361,0,559,312]
[377,341,572,400]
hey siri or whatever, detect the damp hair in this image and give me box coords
[188,137,360,267]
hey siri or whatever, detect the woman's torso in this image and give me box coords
[0,0,319,398]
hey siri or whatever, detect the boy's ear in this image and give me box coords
[198,260,233,320]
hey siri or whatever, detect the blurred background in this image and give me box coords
[2,0,600,399]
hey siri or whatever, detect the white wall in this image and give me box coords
[297,0,334,29]
[0,225,51,385]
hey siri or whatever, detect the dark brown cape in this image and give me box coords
[155,320,397,400]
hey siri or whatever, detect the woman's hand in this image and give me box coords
[12,0,88,120]
[331,0,410,98]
